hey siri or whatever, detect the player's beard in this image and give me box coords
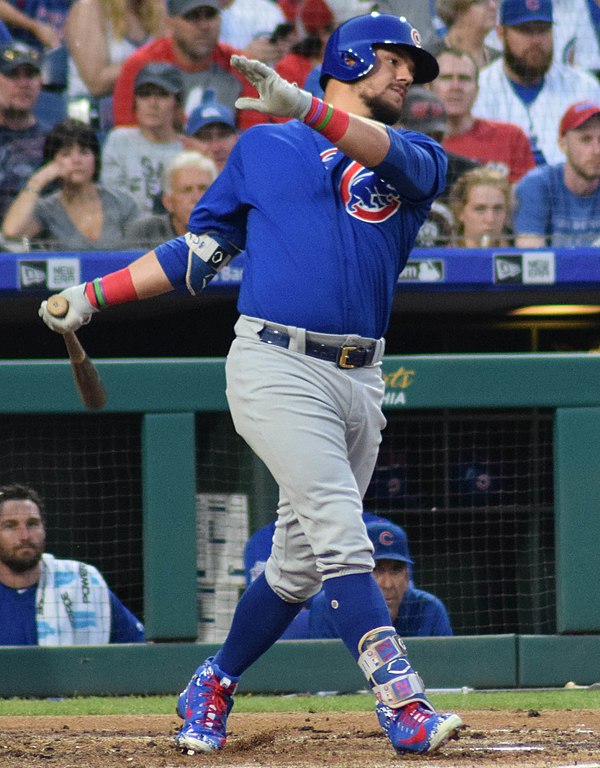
[1,546,43,573]
[360,91,403,126]
[503,39,552,83]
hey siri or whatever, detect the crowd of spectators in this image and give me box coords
[0,0,598,251]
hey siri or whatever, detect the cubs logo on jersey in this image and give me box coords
[340,161,401,223]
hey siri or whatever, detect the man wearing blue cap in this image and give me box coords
[183,102,239,173]
[308,521,452,638]
[473,0,600,166]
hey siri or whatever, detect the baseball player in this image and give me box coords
[38,12,463,757]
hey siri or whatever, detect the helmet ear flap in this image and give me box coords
[339,47,375,79]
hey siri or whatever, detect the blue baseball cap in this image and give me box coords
[366,521,414,565]
[185,103,236,135]
[500,0,553,26]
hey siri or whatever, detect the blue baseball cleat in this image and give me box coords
[376,700,463,754]
[175,657,239,753]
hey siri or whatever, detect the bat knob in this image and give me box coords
[47,294,69,318]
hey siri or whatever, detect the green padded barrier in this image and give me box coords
[0,636,516,698]
[519,635,600,687]
[143,413,197,640]
[554,408,600,632]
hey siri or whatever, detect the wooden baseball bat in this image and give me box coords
[47,294,107,410]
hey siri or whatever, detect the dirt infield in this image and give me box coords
[0,709,599,768]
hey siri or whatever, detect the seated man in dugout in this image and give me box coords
[308,521,453,639]
[0,483,144,645]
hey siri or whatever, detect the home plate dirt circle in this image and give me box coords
[0,709,599,767]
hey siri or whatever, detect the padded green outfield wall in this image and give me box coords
[1,353,600,695]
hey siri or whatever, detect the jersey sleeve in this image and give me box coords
[187,139,248,242]
[108,591,145,643]
[154,140,248,287]
[372,128,447,204]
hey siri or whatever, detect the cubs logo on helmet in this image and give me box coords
[340,162,401,223]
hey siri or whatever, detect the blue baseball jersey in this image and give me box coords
[155,120,446,339]
[0,582,145,645]
[307,585,453,638]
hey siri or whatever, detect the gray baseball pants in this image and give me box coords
[225,314,387,602]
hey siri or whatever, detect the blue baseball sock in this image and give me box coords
[214,573,304,677]
[322,572,391,660]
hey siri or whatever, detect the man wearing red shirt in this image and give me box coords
[432,47,536,183]
[112,0,263,131]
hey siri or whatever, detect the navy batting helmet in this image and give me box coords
[319,13,439,90]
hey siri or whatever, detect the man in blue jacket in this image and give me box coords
[309,521,452,638]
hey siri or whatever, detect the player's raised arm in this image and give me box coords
[231,13,439,170]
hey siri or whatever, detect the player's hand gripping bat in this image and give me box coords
[46,294,107,410]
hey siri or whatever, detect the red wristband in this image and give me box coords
[303,96,350,143]
[85,268,138,309]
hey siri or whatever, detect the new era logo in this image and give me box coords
[18,258,80,289]
[19,261,47,288]
[494,255,522,283]
[493,252,555,285]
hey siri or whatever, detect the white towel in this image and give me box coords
[35,553,111,645]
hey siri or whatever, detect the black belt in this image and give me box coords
[258,327,377,369]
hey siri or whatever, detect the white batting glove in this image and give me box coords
[231,54,312,119]
[38,283,98,334]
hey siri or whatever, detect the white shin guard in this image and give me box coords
[357,626,433,710]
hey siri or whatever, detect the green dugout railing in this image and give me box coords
[0,353,599,695]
